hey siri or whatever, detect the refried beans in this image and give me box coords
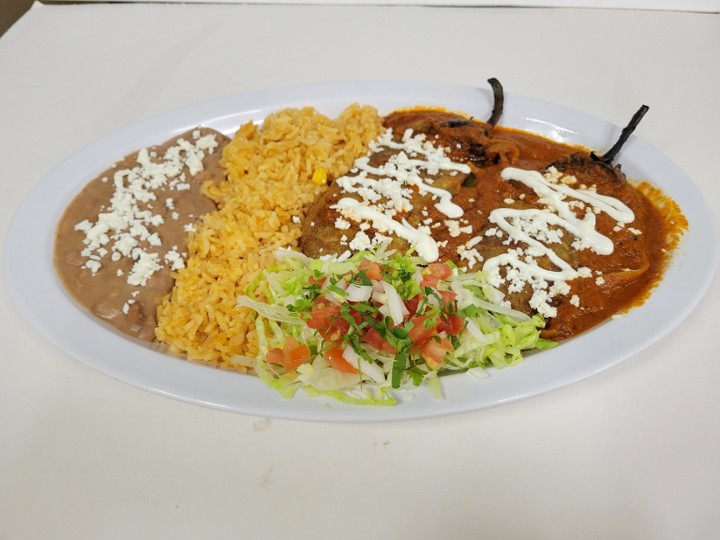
[54,127,230,341]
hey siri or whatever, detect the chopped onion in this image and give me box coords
[345,283,372,302]
[323,277,347,305]
[324,293,341,305]
[426,292,440,308]
[361,362,387,386]
[343,345,386,385]
[399,298,409,317]
[382,281,405,326]
[342,344,360,364]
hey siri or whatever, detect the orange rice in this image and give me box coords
[155,105,383,367]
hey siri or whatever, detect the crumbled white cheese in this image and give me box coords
[445,220,472,238]
[349,231,372,251]
[164,249,186,271]
[459,247,483,269]
[127,251,162,287]
[480,166,637,319]
[85,260,101,274]
[329,127,471,261]
[466,236,483,249]
[334,217,351,230]
[74,131,217,288]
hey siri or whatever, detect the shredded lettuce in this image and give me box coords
[238,247,554,405]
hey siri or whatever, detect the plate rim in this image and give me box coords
[5,80,719,423]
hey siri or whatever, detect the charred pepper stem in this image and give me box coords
[486,78,504,127]
[593,104,650,164]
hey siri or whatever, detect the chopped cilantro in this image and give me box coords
[391,346,410,389]
[407,367,427,386]
[242,246,550,404]
[353,269,372,286]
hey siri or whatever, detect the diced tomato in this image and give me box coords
[306,300,350,337]
[327,317,350,340]
[421,262,453,288]
[407,314,438,344]
[282,337,311,371]
[420,273,439,288]
[437,314,465,336]
[438,289,457,308]
[362,327,397,354]
[419,338,452,370]
[308,275,324,286]
[324,346,359,374]
[428,262,453,280]
[404,294,421,315]
[266,347,286,366]
[306,301,341,332]
[266,337,311,372]
[347,308,364,324]
[358,259,383,281]
[306,299,367,342]
[334,312,366,340]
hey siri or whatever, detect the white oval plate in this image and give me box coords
[5,82,718,422]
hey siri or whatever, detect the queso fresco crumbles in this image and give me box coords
[54,80,687,404]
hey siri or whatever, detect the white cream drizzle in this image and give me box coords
[333,197,439,262]
[492,167,634,255]
[499,167,634,252]
[331,127,471,261]
[481,166,637,317]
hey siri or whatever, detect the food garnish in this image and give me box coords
[238,247,553,405]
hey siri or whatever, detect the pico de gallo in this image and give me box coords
[238,247,554,405]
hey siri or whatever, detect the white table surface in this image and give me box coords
[1,3,719,539]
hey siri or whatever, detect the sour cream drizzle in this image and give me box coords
[331,128,470,262]
[484,166,636,284]
[333,197,439,262]
[375,130,469,218]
